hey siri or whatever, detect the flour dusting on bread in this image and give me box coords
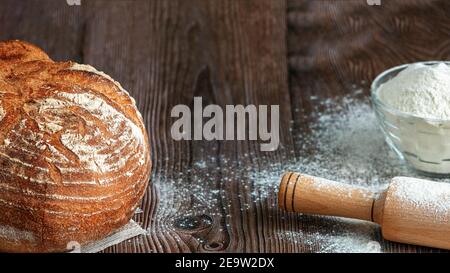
[0,225,36,242]
[0,40,151,252]
[70,63,133,97]
[0,104,5,122]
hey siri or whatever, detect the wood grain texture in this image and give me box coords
[0,0,449,253]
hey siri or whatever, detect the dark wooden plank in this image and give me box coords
[83,0,292,253]
[0,0,86,62]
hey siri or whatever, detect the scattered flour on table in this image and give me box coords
[152,91,450,253]
[277,218,381,253]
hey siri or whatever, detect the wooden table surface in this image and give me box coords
[1,0,449,253]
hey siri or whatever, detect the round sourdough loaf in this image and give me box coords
[0,40,151,252]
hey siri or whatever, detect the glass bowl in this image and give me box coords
[371,61,450,176]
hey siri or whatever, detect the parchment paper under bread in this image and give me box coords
[68,220,146,253]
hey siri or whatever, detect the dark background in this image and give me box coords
[1,0,449,253]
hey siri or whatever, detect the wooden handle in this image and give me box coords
[278,172,378,221]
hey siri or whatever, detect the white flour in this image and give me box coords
[379,63,450,120]
[0,104,4,122]
[376,62,450,174]
[0,225,35,242]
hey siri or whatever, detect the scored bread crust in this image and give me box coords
[0,40,151,252]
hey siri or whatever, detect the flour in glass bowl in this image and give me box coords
[375,62,450,174]
[378,62,450,120]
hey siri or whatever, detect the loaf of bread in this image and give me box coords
[0,40,151,252]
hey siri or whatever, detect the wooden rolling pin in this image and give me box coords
[278,172,450,250]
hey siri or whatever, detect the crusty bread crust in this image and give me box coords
[0,40,151,252]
